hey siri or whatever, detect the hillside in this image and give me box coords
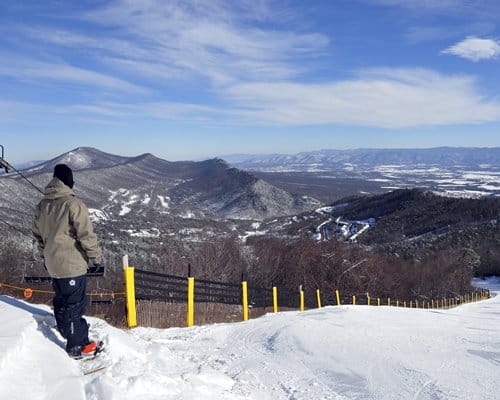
[0,147,319,242]
[255,189,500,276]
[336,189,500,275]
[1,277,499,400]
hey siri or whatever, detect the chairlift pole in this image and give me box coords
[0,144,11,173]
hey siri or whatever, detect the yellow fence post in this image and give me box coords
[396,300,399,307]
[352,295,356,306]
[404,301,407,308]
[317,289,322,309]
[273,286,278,313]
[388,298,391,307]
[377,298,381,307]
[299,285,305,312]
[242,281,249,321]
[187,276,195,327]
[416,300,419,309]
[123,255,137,328]
[336,289,341,306]
[367,295,371,306]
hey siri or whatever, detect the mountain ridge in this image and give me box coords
[226,147,500,171]
[0,147,320,234]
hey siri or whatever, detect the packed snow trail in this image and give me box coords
[1,278,499,400]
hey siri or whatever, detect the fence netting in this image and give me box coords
[135,269,187,302]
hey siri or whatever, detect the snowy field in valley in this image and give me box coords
[1,278,499,400]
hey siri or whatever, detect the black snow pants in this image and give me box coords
[52,274,89,352]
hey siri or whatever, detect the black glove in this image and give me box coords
[87,263,105,276]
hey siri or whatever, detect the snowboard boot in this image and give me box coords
[67,341,98,359]
[81,341,98,357]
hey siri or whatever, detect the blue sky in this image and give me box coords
[1,0,500,163]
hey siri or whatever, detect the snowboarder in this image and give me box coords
[33,164,102,358]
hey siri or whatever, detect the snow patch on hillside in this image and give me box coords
[122,228,160,238]
[89,208,110,223]
[157,195,170,209]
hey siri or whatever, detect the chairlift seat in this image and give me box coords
[22,276,53,284]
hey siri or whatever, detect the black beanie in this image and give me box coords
[53,164,74,189]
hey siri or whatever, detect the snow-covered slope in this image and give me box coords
[1,278,499,400]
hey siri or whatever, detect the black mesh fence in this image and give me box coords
[134,269,187,302]
[248,285,273,308]
[193,277,241,305]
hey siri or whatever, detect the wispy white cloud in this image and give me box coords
[30,0,329,87]
[223,68,500,128]
[5,0,329,103]
[2,68,500,129]
[0,98,223,126]
[67,101,221,122]
[442,37,500,61]
[0,53,147,94]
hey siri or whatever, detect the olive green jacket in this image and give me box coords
[33,177,102,279]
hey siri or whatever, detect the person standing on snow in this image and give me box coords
[33,164,102,358]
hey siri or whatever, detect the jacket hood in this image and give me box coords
[43,177,75,200]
